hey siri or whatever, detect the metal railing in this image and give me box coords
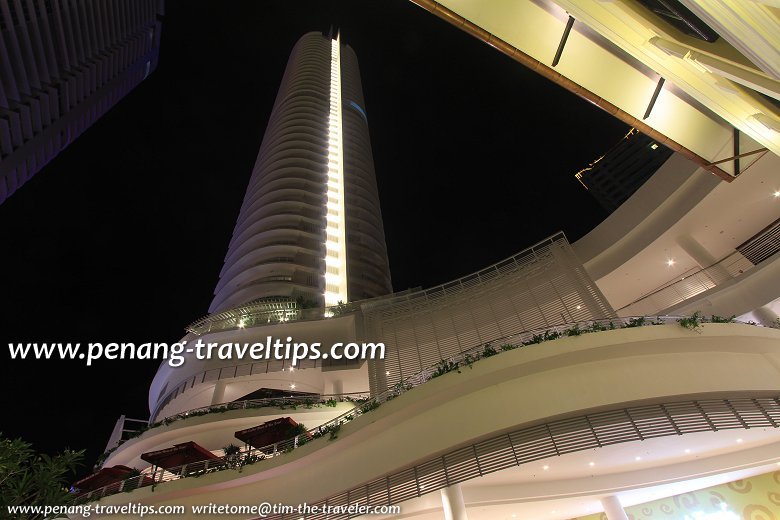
[159,393,369,426]
[150,348,362,423]
[109,393,368,451]
[737,217,780,266]
[619,251,756,316]
[620,219,780,316]
[78,315,762,503]
[97,393,368,470]
[361,232,569,313]
[186,299,362,336]
[266,395,780,520]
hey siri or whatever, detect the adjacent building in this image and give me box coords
[0,0,164,204]
[575,129,673,213]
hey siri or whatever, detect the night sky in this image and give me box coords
[0,0,628,476]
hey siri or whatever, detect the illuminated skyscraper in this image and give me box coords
[0,0,164,204]
[209,31,392,314]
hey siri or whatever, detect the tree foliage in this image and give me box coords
[0,433,83,519]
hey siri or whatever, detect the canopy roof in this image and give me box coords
[235,417,298,449]
[141,441,220,470]
[72,465,136,491]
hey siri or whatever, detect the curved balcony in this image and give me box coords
[100,394,363,471]
[87,319,780,517]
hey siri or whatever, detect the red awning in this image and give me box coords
[141,441,221,471]
[235,417,298,449]
[72,465,136,491]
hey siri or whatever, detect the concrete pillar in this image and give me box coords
[210,381,227,406]
[601,495,629,520]
[677,235,717,268]
[440,484,468,520]
[677,235,731,284]
[753,306,779,328]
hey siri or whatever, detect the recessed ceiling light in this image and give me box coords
[685,449,691,453]
[543,465,550,470]
[290,383,296,389]
[773,190,780,198]
[635,456,641,461]
[650,143,659,150]
[588,461,595,467]
[576,305,582,310]
[385,370,390,376]
[736,438,743,443]
[666,259,676,267]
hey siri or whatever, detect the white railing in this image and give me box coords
[620,219,780,316]
[98,393,368,468]
[185,299,360,336]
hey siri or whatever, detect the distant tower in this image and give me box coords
[575,129,673,213]
[0,0,164,204]
[210,32,392,313]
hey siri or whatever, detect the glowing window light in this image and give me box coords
[324,33,348,307]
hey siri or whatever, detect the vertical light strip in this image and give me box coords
[324,33,349,306]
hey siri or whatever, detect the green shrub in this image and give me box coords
[624,317,647,328]
[360,401,380,413]
[482,344,498,357]
[710,314,736,323]
[565,324,583,336]
[678,312,702,331]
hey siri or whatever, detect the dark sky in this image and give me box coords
[0,0,627,474]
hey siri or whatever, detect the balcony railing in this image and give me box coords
[619,220,780,316]
[98,393,368,469]
[79,315,766,503]
[185,299,361,336]
[272,395,780,520]
[738,217,780,265]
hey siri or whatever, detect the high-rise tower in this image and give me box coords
[0,0,164,204]
[209,32,392,314]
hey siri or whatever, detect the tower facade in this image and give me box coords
[574,128,673,213]
[209,32,392,314]
[0,0,164,204]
